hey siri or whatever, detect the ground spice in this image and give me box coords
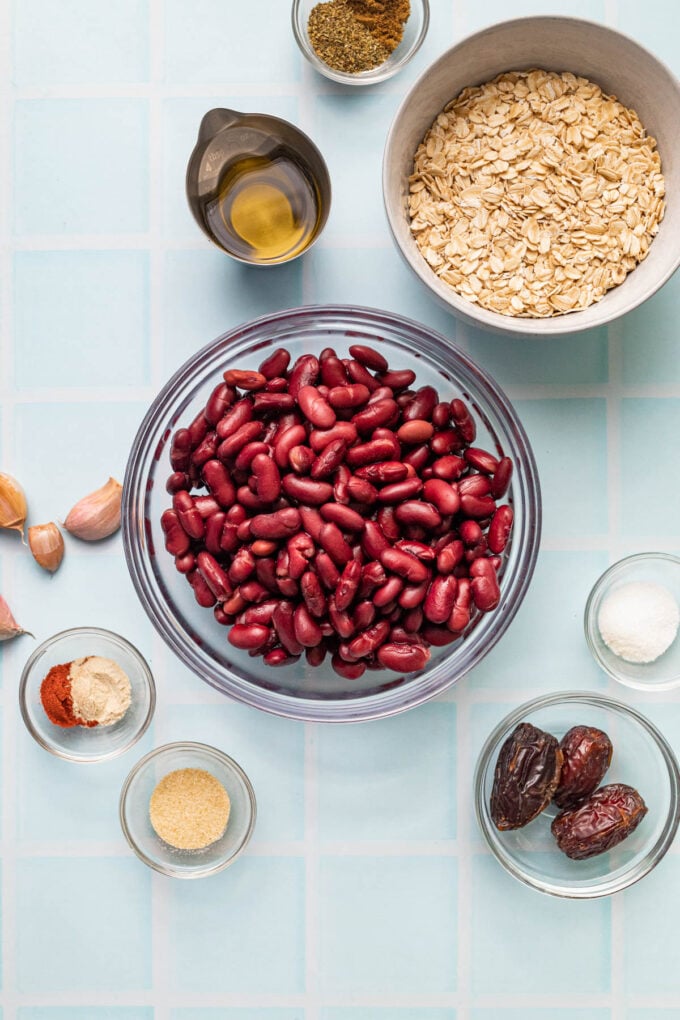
[149,768,231,851]
[346,0,411,51]
[40,661,85,728]
[308,0,391,73]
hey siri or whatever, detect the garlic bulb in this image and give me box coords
[0,472,27,538]
[64,477,122,541]
[0,595,31,641]
[28,522,64,573]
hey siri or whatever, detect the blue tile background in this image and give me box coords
[2,0,680,1015]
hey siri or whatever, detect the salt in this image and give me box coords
[598,581,680,664]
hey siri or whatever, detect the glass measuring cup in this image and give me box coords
[186,108,331,266]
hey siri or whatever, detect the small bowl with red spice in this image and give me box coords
[19,627,156,763]
[292,0,429,85]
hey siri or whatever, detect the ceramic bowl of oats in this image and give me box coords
[383,16,680,335]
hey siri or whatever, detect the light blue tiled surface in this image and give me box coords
[1,0,680,1016]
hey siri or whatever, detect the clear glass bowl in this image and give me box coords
[119,741,257,879]
[474,692,680,898]
[19,627,155,763]
[291,0,429,86]
[122,304,541,722]
[584,553,680,691]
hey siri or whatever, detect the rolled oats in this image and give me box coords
[408,70,665,318]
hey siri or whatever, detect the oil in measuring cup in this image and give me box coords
[187,109,331,265]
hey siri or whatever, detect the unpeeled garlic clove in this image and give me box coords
[0,595,31,641]
[28,522,65,573]
[0,472,28,538]
[64,477,122,541]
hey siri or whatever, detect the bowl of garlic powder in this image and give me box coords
[383,16,680,335]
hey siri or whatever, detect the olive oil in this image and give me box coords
[204,152,322,264]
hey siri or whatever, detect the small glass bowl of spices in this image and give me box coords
[120,742,256,879]
[585,553,680,692]
[292,0,429,85]
[19,627,156,763]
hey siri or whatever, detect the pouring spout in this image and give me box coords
[197,108,242,144]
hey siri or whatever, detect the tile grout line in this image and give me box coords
[1,0,18,1014]
[148,2,173,1018]
[454,690,472,1019]
[304,722,320,1020]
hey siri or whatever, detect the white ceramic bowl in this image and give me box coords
[383,16,680,336]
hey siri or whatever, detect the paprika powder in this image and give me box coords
[40,661,84,727]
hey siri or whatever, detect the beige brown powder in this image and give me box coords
[149,768,231,851]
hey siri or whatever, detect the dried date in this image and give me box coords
[551,783,647,860]
[553,725,613,810]
[490,722,563,831]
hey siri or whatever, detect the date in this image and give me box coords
[490,722,563,831]
[551,783,647,860]
[553,725,613,810]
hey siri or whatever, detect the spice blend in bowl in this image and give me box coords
[408,69,665,318]
[149,767,231,851]
[307,0,410,74]
[40,656,132,728]
[20,627,155,763]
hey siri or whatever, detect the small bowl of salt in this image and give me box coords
[585,553,680,691]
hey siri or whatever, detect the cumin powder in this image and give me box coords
[307,0,410,74]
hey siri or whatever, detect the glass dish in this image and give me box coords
[119,741,257,879]
[19,627,155,763]
[291,0,429,86]
[584,552,680,691]
[122,304,541,722]
[474,691,680,898]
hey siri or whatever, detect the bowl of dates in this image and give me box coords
[475,691,680,897]
[122,305,540,721]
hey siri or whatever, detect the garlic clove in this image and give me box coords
[28,522,65,573]
[0,472,28,538]
[64,477,123,541]
[0,595,31,641]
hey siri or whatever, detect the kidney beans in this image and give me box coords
[289,445,316,475]
[315,551,340,591]
[274,424,306,468]
[281,475,333,506]
[492,456,513,498]
[297,385,336,429]
[397,419,434,444]
[395,501,442,529]
[196,551,232,601]
[223,369,267,391]
[470,558,501,612]
[259,347,291,379]
[286,354,318,398]
[377,643,430,672]
[380,547,429,583]
[320,356,349,388]
[300,570,327,618]
[348,343,388,373]
[377,477,423,503]
[422,479,460,515]
[325,560,360,614]
[188,569,217,608]
[311,439,347,480]
[164,343,517,673]
[252,392,295,414]
[347,476,378,505]
[488,505,514,554]
[327,383,370,409]
[170,433,193,476]
[424,575,458,625]
[320,503,365,532]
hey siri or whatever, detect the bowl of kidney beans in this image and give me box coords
[475,691,680,897]
[123,305,540,721]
